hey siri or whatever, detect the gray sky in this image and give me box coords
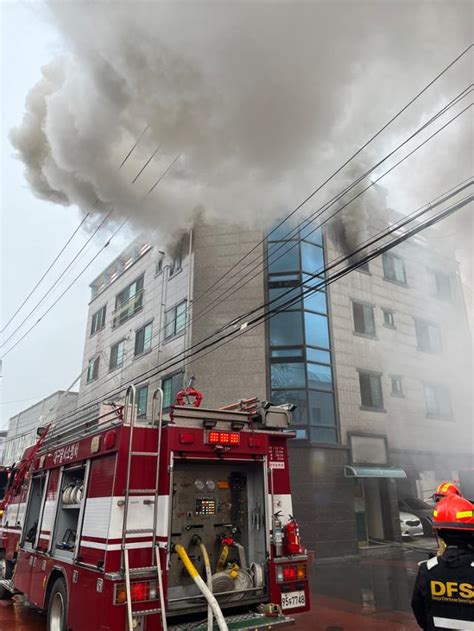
[0,3,136,428]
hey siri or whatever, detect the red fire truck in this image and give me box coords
[0,386,310,631]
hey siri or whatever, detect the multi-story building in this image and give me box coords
[75,212,472,558]
[2,391,78,465]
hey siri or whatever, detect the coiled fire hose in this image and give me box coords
[174,544,228,631]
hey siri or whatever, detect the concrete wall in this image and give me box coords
[326,229,473,458]
[188,221,268,408]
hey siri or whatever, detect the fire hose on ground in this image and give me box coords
[174,544,229,631]
[197,540,213,631]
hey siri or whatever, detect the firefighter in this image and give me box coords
[411,494,474,630]
[432,481,462,504]
[431,482,462,556]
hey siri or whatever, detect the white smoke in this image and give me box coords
[9,1,472,243]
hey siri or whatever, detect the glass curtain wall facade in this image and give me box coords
[266,223,338,443]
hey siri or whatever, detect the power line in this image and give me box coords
[1,152,183,358]
[1,126,152,347]
[50,183,470,423]
[134,91,472,348]
[19,45,472,421]
[185,44,473,311]
[2,125,150,338]
[64,194,472,421]
[1,219,128,359]
[0,210,114,349]
[190,91,472,325]
[1,213,90,335]
[181,195,473,379]
[193,103,472,322]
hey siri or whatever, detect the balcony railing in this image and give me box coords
[112,289,144,328]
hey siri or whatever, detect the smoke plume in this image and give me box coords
[10,1,472,247]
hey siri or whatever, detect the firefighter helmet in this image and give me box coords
[432,480,461,503]
[433,494,474,531]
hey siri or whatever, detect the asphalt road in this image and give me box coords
[0,546,425,631]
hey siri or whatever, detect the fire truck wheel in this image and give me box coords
[47,578,68,631]
[0,559,13,599]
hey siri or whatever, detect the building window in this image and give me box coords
[359,371,384,411]
[391,376,403,397]
[415,319,441,353]
[113,275,144,328]
[90,305,107,335]
[170,239,184,277]
[357,261,370,273]
[162,373,184,408]
[165,302,187,339]
[424,384,451,418]
[137,385,148,418]
[267,221,337,445]
[382,252,407,284]
[109,340,125,370]
[382,308,395,328]
[86,356,100,383]
[432,271,452,301]
[135,322,153,356]
[352,301,376,337]
[155,255,164,275]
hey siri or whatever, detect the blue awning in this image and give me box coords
[344,465,407,479]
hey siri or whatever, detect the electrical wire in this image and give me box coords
[0,213,90,335]
[129,91,472,348]
[1,126,153,348]
[1,219,129,359]
[143,82,472,348]
[0,210,114,349]
[1,125,150,339]
[1,151,183,359]
[48,184,470,424]
[183,45,473,311]
[191,89,472,323]
[13,44,471,422]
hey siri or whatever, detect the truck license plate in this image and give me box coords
[281,590,306,610]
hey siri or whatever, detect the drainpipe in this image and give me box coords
[156,262,170,374]
[184,228,194,383]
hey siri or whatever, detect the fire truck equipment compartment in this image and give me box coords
[168,460,267,612]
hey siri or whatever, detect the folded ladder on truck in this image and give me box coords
[121,386,168,631]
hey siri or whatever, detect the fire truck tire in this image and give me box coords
[47,578,68,631]
[0,559,13,599]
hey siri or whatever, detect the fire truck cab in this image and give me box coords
[0,386,310,630]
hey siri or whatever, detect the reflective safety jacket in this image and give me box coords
[411,546,474,630]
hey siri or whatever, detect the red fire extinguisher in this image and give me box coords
[283,515,302,555]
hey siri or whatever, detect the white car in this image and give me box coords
[399,511,424,537]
